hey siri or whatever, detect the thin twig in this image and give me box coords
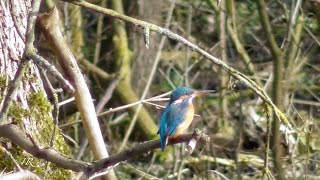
[62,0,291,127]
[184,4,192,86]
[158,68,176,89]
[263,105,272,177]
[58,97,75,107]
[0,59,28,123]
[38,68,59,147]
[0,145,22,171]
[292,99,320,107]
[95,76,120,113]
[122,163,160,180]
[29,53,74,93]
[78,58,114,80]
[109,112,128,126]
[98,91,171,116]
[93,0,106,64]
[119,0,176,151]
[88,163,120,180]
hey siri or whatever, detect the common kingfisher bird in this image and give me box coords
[158,87,210,151]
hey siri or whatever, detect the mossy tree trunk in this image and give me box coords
[0,1,71,178]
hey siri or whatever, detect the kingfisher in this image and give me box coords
[158,87,211,151]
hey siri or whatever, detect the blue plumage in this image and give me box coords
[169,87,194,103]
[158,87,195,151]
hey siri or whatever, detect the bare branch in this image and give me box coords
[89,129,210,175]
[98,91,171,116]
[0,124,91,172]
[119,0,176,151]
[0,59,28,123]
[0,170,41,180]
[38,7,115,178]
[61,0,291,128]
[0,124,208,177]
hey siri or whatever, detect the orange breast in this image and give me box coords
[174,104,194,136]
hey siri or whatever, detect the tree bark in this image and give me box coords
[0,0,71,178]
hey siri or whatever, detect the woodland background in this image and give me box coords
[0,0,320,179]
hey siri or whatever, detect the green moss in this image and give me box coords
[0,74,6,89]
[0,75,6,104]
[7,101,29,125]
[27,92,71,154]
[28,91,52,115]
[0,145,72,179]
[0,146,15,170]
[0,91,73,178]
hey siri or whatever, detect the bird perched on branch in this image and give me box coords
[158,87,212,151]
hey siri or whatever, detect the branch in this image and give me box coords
[98,91,171,116]
[0,124,209,177]
[28,53,74,93]
[0,0,73,124]
[119,0,176,151]
[218,0,229,123]
[37,8,115,178]
[89,129,210,175]
[78,58,114,80]
[0,124,90,172]
[256,1,285,179]
[94,0,158,139]
[75,76,120,160]
[61,0,291,128]
[206,0,263,87]
[0,170,41,180]
[0,59,28,123]
[256,0,282,58]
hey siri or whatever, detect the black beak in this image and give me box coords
[194,90,215,96]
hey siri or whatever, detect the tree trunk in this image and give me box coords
[0,1,71,178]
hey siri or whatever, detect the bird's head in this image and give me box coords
[169,87,214,104]
[169,87,194,103]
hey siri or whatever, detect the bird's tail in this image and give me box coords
[160,135,168,151]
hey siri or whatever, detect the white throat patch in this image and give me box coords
[173,96,194,104]
[173,99,183,104]
[188,96,195,103]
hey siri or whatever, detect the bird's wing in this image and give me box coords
[166,102,189,135]
[158,106,169,135]
[158,106,171,151]
[158,100,189,151]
